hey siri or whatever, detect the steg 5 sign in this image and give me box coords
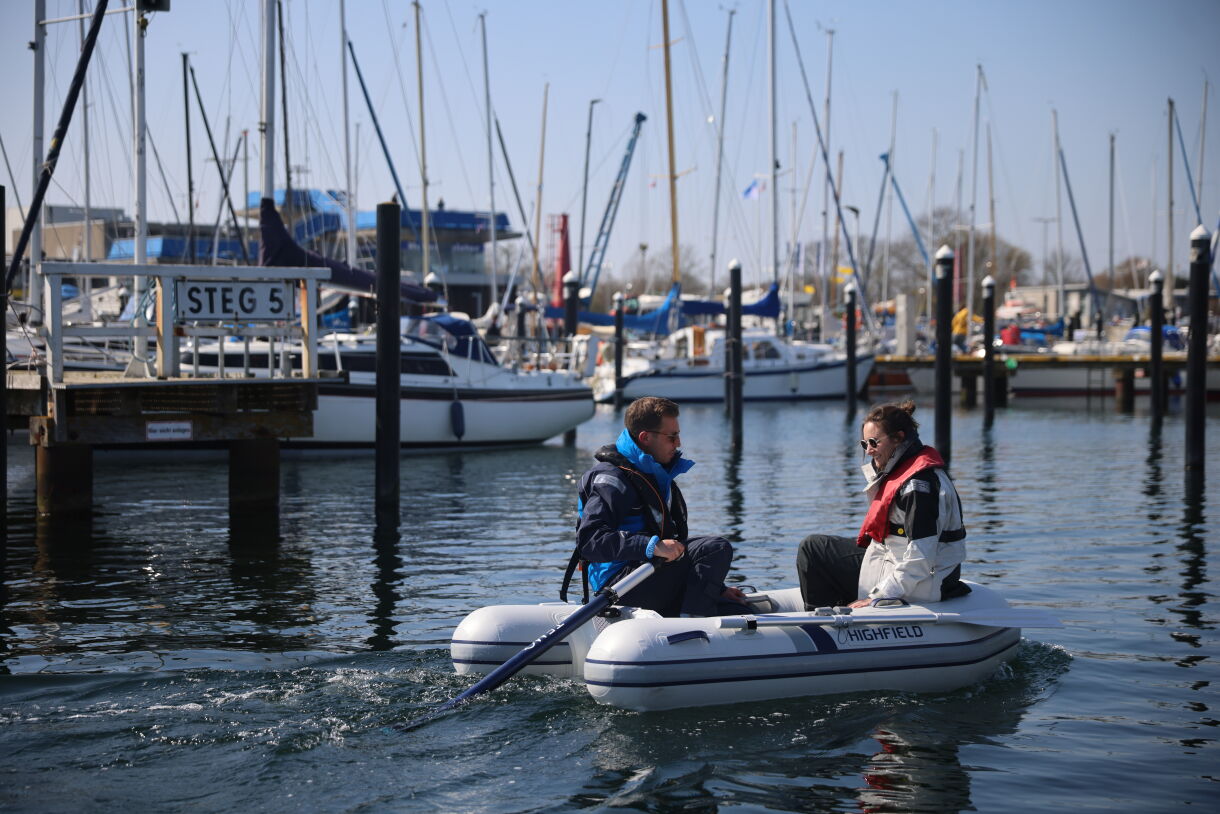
[174,280,295,321]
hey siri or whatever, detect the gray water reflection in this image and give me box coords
[2,400,1218,812]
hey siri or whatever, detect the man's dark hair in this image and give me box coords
[625,396,680,440]
[863,399,919,439]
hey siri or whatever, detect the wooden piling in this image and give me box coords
[845,284,858,416]
[982,275,996,425]
[36,445,93,518]
[1185,225,1210,476]
[728,259,743,450]
[613,291,625,409]
[562,272,579,445]
[960,374,978,408]
[934,245,954,468]
[1115,368,1136,412]
[375,201,401,530]
[229,437,279,527]
[1149,269,1166,419]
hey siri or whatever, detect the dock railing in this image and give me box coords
[38,262,330,384]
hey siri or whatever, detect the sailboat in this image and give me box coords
[585,0,872,404]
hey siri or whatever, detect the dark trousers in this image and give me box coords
[619,535,740,617]
[796,533,865,610]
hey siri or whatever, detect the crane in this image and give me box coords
[582,112,646,301]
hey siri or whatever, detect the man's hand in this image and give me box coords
[654,538,685,561]
[721,586,747,603]
[848,598,873,608]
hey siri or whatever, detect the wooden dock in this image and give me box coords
[4,262,332,524]
[874,352,1219,409]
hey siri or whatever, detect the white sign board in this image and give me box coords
[175,280,295,321]
[146,420,193,441]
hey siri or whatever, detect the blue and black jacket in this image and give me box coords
[561,428,693,602]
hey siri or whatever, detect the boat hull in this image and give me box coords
[594,355,876,403]
[449,582,1022,711]
[298,382,594,447]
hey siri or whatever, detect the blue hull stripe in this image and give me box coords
[586,627,1009,668]
[452,639,571,649]
[584,638,1020,689]
[453,658,571,667]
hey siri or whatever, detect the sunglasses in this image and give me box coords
[655,431,681,443]
[859,436,885,451]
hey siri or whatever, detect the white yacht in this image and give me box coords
[182,314,593,448]
[590,325,874,403]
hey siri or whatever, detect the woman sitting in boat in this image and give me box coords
[562,396,749,617]
[797,400,969,610]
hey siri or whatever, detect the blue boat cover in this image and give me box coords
[259,198,436,303]
[1124,324,1185,350]
[543,282,780,335]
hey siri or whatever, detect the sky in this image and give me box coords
[2,0,1218,297]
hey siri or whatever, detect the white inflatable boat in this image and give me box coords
[450,582,1056,712]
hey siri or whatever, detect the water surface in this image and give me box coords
[2,398,1216,811]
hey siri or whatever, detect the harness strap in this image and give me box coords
[559,545,589,603]
[562,465,669,603]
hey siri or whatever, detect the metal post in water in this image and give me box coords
[562,271,579,445]
[513,295,526,362]
[982,274,996,426]
[1,186,6,559]
[375,201,402,530]
[1149,269,1165,420]
[935,245,954,469]
[728,259,744,450]
[563,271,579,337]
[1184,224,1210,479]
[613,291,625,410]
[845,282,857,416]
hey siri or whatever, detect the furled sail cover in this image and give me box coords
[259,197,437,303]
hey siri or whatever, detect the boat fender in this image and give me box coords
[666,630,710,645]
[450,399,465,440]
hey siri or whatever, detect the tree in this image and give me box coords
[867,206,1032,305]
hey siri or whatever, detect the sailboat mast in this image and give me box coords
[768,0,779,289]
[79,0,91,270]
[1198,78,1208,210]
[277,0,292,206]
[260,0,276,204]
[31,0,45,310]
[1053,110,1065,321]
[1167,98,1174,313]
[480,13,498,309]
[340,0,356,267]
[415,1,430,285]
[710,8,734,295]
[132,0,150,373]
[818,27,834,338]
[923,127,936,318]
[966,64,983,338]
[182,53,194,264]
[531,83,548,295]
[1109,132,1115,293]
[987,123,997,288]
[884,92,897,309]
[661,0,680,286]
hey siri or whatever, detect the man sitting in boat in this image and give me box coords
[796,400,969,610]
[562,396,748,617]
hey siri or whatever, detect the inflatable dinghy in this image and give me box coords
[451,582,1055,712]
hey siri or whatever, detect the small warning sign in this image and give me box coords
[146,420,193,441]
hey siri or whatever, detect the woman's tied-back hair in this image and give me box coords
[625,396,680,440]
[864,399,919,439]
